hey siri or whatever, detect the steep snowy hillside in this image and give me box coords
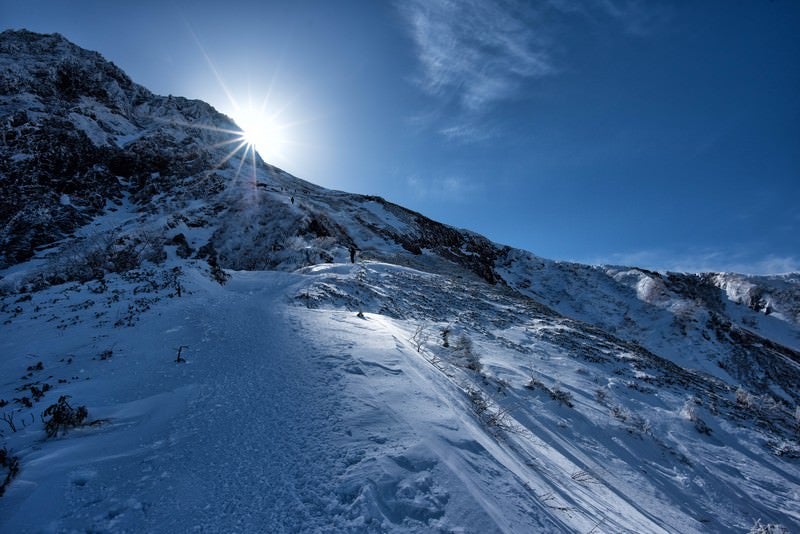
[2,30,799,533]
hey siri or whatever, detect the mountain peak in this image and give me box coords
[0,28,134,101]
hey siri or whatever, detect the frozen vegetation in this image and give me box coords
[1,30,799,532]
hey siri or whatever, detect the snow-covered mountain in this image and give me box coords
[1,30,799,533]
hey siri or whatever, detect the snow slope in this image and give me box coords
[2,30,800,533]
[3,261,799,532]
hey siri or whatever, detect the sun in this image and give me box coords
[232,108,287,163]
[185,33,318,182]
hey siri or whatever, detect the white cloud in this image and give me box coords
[407,174,483,203]
[588,249,800,276]
[398,0,668,142]
[594,0,671,36]
[398,0,553,113]
[438,122,496,143]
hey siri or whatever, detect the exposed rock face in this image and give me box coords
[1,30,504,284]
[0,30,237,267]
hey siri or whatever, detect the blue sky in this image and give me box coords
[3,0,798,273]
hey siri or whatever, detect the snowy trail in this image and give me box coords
[2,266,799,532]
[136,274,349,531]
[1,273,353,532]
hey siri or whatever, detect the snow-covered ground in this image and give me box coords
[2,260,798,532]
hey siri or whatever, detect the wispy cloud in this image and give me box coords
[398,0,668,142]
[594,0,671,36]
[438,122,497,143]
[398,0,553,113]
[407,174,483,203]
[589,249,800,276]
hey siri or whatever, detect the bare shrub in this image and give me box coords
[485,405,516,431]
[466,387,517,433]
[525,376,545,390]
[454,334,481,371]
[464,352,482,372]
[769,440,800,459]
[611,404,630,423]
[196,242,229,285]
[536,491,574,513]
[410,325,428,353]
[609,404,651,435]
[0,446,20,497]
[749,519,789,533]
[355,262,368,285]
[46,229,165,284]
[42,396,88,438]
[736,386,754,409]
[525,361,542,390]
[571,470,599,485]
[467,388,489,416]
[629,414,652,436]
[681,397,711,435]
[1,412,19,433]
[440,326,450,348]
[550,387,574,408]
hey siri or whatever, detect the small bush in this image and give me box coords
[550,388,574,408]
[681,397,711,435]
[611,404,630,423]
[466,387,516,433]
[28,383,51,402]
[410,325,428,353]
[749,519,789,534]
[467,388,489,416]
[736,387,753,409]
[454,334,481,371]
[609,404,652,435]
[464,352,482,372]
[45,229,165,284]
[197,242,229,285]
[769,440,800,459]
[525,377,544,390]
[169,233,193,258]
[441,327,450,348]
[0,446,20,497]
[42,396,88,438]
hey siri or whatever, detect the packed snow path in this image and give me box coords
[1,273,350,532]
[137,274,348,531]
[2,270,542,532]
